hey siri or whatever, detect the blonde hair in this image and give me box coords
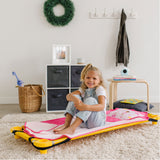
[80,64,107,92]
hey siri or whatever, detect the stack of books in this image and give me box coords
[113,75,136,81]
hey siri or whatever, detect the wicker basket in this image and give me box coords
[18,84,45,113]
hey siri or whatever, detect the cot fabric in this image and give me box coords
[24,108,149,140]
[106,108,148,120]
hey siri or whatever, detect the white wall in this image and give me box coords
[0,0,159,104]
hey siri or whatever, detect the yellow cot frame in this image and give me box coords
[10,113,159,154]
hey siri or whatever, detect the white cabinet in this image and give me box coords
[46,64,85,112]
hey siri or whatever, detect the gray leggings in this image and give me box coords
[65,95,106,129]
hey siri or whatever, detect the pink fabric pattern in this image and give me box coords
[106,108,148,121]
[42,117,65,125]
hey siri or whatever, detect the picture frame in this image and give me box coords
[52,44,71,64]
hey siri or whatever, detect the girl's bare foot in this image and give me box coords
[54,117,82,135]
[53,124,67,133]
[54,113,73,133]
[54,126,75,135]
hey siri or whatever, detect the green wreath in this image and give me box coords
[44,0,75,26]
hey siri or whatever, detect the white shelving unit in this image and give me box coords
[46,64,85,112]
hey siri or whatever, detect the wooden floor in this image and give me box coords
[0,103,159,119]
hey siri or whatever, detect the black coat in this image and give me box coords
[116,9,130,67]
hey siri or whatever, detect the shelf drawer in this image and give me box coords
[47,66,69,87]
[71,66,84,87]
[47,89,69,111]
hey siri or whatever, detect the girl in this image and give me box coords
[54,64,107,134]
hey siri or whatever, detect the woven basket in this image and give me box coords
[18,84,45,113]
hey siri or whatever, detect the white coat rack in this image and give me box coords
[89,8,137,19]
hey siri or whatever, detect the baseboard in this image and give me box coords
[0,96,159,104]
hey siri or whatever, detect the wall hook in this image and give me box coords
[103,8,107,17]
[89,8,137,19]
[94,8,98,17]
[129,9,137,18]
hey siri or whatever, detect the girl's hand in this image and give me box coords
[66,93,73,101]
[75,102,87,111]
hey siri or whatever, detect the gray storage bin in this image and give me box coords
[47,66,69,87]
[47,89,69,111]
[71,66,84,87]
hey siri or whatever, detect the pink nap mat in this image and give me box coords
[24,108,148,140]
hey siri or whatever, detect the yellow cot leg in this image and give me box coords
[14,135,20,139]
[152,121,158,125]
[40,150,48,154]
